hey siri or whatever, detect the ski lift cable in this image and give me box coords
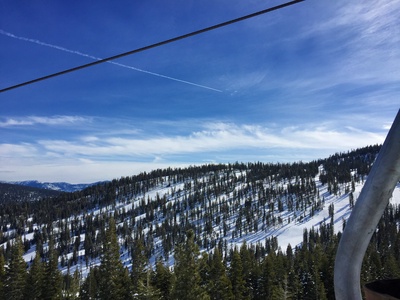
[0,0,304,93]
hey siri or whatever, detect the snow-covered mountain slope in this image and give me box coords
[275,178,400,250]
[33,169,400,278]
[2,144,399,280]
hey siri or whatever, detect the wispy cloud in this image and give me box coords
[35,122,385,158]
[0,120,388,182]
[0,115,90,127]
[0,29,222,92]
[0,143,38,157]
[304,0,400,83]
[241,0,400,112]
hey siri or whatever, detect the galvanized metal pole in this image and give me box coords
[334,109,400,300]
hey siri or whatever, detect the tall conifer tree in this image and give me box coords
[131,237,148,296]
[79,267,101,300]
[42,237,63,300]
[24,249,44,300]
[208,248,233,300]
[99,217,132,300]
[0,252,5,299]
[5,236,27,300]
[229,250,248,300]
[198,252,211,293]
[173,230,208,300]
[153,258,173,300]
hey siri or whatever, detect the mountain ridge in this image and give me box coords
[0,182,63,203]
[3,180,107,192]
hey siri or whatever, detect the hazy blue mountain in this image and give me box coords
[7,180,106,192]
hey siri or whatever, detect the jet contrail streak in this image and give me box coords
[0,29,222,92]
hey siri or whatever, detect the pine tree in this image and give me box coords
[79,267,101,300]
[153,258,173,300]
[0,252,5,299]
[24,250,44,300]
[173,230,208,300]
[312,255,328,300]
[382,253,400,279]
[288,265,302,300]
[137,269,160,300]
[198,252,211,293]
[99,217,132,300]
[63,269,80,300]
[5,236,27,300]
[83,231,93,265]
[131,237,148,297]
[208,248,233,300]
[239,242,255,299]
[228,249,248,300]
[260,252,277,299]
[42,238,63,300]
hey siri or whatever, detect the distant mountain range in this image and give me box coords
[3,180,106,192]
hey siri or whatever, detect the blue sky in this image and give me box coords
[1,0,399,183]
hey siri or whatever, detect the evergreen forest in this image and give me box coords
[1,144,400,299]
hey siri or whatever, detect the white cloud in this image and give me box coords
[251,0,400,108]
[0,115,90,127]
[0,121,388,183]
[0,143,37,159]
[36,122,386,158]
[0,155,191,183]
[0,119,33,127]
[383,123,393,130]
[313,0,400,79]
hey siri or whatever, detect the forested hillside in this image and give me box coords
[1,144,400,299]
[0,182,62,203]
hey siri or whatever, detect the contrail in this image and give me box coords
[0,29,222,92]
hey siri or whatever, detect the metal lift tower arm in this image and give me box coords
[334,109,400,300]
